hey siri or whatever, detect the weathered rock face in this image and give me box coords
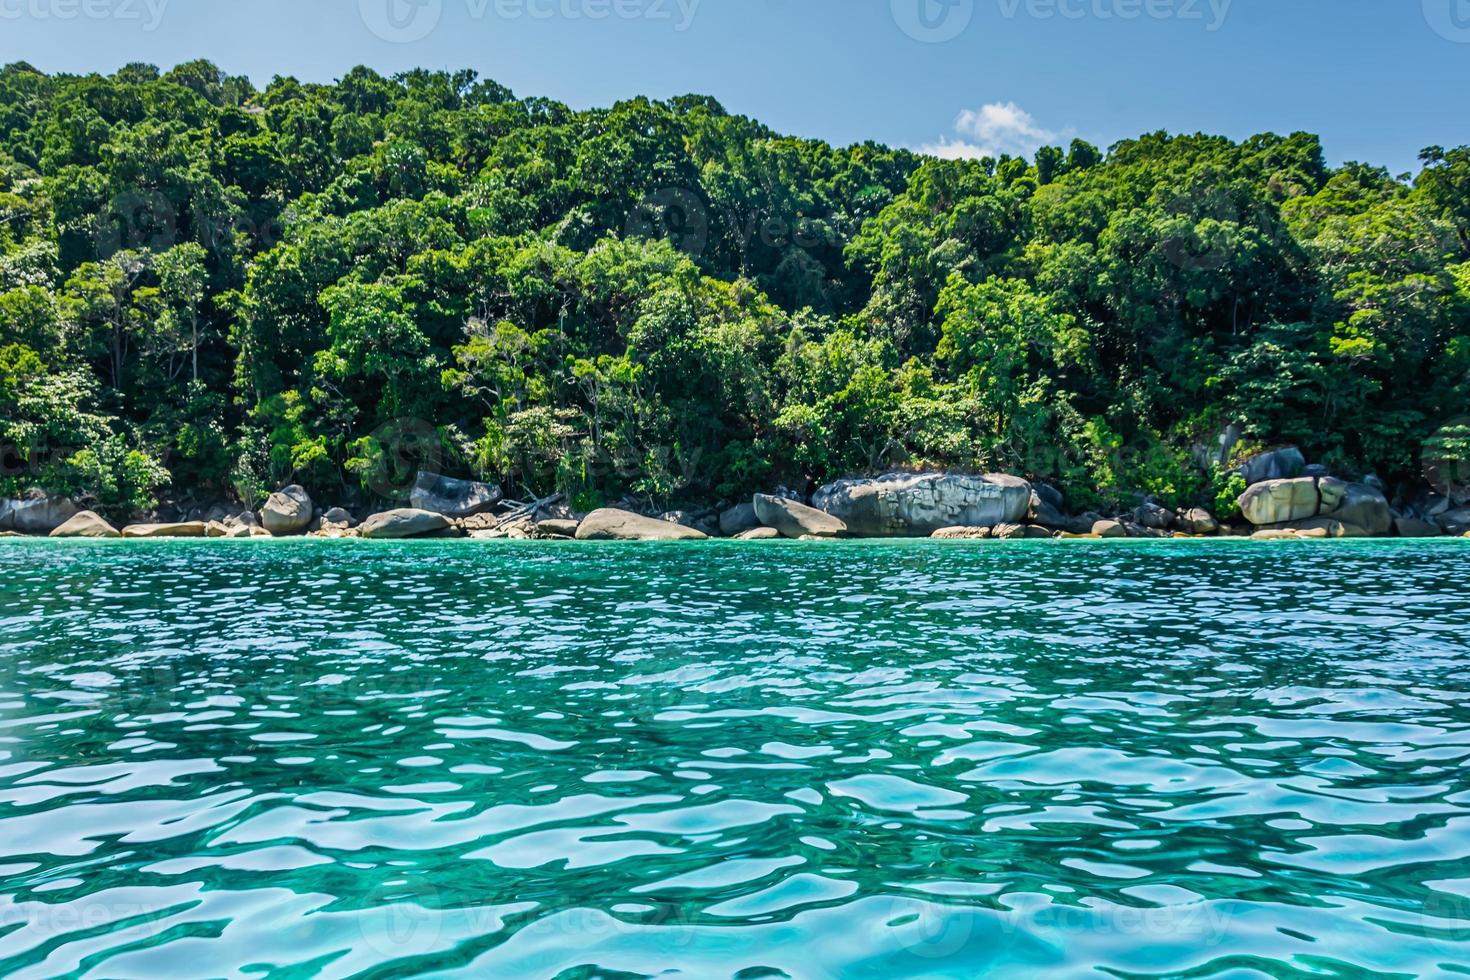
[753,494,848,539]
[49,510,120,538]
[1436,508,1470,536]
[1394,517,1442,538]
[121,522,208,538]
[321,507,354,527]
[735,526,781,540]
[1027,487,1095,532]
[1092,520,1128,539]
[1035,511,1096,535]
[0,495,79,534]
[410,472,502,518]
[575,508,708,541]
[1133,502,1175,530]
[1238,476,1387,534]
[358,509,452,540]
[933,526,992,540]
[1238,447,1307,487]
[1175,508,1220,535]
[1330,483,1392,536]
[811,472,1030,538]
[1028,493,1064,528]
[262,485,313,536]
[1239,477,1339,526]
[718,503,761,537]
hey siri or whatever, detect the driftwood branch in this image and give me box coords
[494,492,564,528]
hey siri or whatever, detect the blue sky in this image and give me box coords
[1,0,1466,175]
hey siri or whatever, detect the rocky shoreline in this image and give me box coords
[4,448,1469,543]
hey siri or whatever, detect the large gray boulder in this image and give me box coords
[1238,477,1347,526]
[410,472,502,518]
[1329,483,1392,536]
[718,502,761,537]
[811,472,1030,538]
[754,494,848,539]
[50,510,120,538]
[1133,502,1175,530]
[0,494,79,534]
[261,485,313,536]
[1238,447,1307,487]
[1394,516,1441,538]
[575,508,707,541]
[1175,508,1220,535]
[358,509,451,539]
[1439,508,1470,536]
[1028,487,1074,529]
[1029,489,1102,534]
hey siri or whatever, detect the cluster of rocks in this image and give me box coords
[1231,446,1468,540]
[8,445,1470,545]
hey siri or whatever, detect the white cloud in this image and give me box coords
[917,102,1062,162]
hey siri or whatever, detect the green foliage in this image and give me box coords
[1211,467,1249,523]
[63,434,170,518]
[0,60,1466,514]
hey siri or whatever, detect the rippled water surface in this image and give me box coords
[3,538,1470,978]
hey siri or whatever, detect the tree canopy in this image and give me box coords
[1,61,1466,516]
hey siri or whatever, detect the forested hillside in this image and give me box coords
[1,60,1467,518]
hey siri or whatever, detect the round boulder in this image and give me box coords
[575,509,708,541]
[1175,508,1220,535]
[718,503,761,537]
[262,485,313,536]
[1239,477,1334,526]
[1325,482,1391,536]
[753,494,849,539]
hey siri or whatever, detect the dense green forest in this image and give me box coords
[1,59,1467,519]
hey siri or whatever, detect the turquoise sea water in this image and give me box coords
[2,538,1470,978]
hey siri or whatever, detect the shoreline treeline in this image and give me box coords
[1,60,1467,520]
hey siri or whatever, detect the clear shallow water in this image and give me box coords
[2,539,1470,979]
